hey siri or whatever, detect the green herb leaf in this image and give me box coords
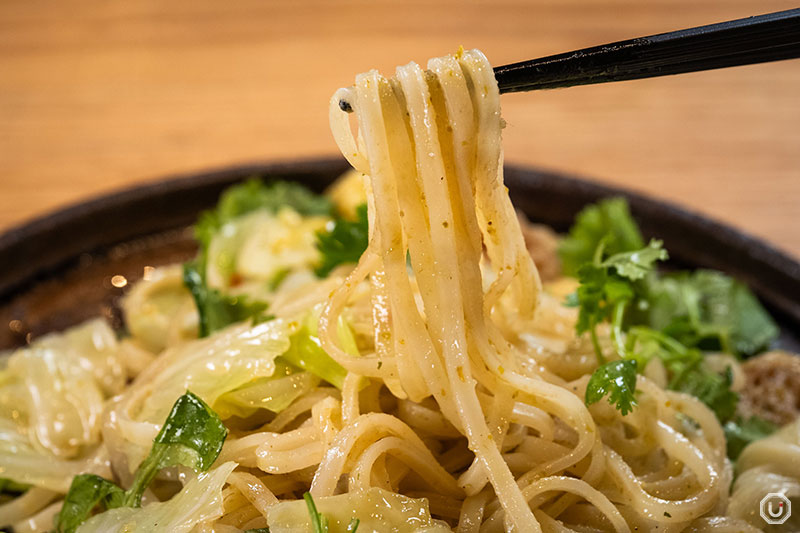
[347,518,360,532]
[573,265,634,337]
[559,197,644,276]
[585,359,638,415]
[626,326,739,422]
[55,474,125,533]
[673,365,739,423]
[124,391,228,507]
[304,492,329,533]
[571,240,667,367]
[723,280,780,356]
[315,204,369,277]
[564,197,776,423]
[642,270,778,357]
[601,239,668,281]
[724,416,778,461]
[56,392,227,532]
[244,529,271,533]
[183,261,270,337]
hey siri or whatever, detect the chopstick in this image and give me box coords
[494,8,800,94]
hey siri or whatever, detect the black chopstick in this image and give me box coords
[494,8,800,94]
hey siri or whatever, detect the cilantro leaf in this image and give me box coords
[642,270,778,357]
[124,391,228,506]
[573,263,633,341]
[601,239,668,281]
[183,261,270,337]
[571,240,666,363]
[724,416,778,460]
[559,197,644,276]
[585,359,638,415]
[563,197,778,425]
[672,365,739,423]
[315,204,369,277]
[55,475,125,533]
[694,271,778,356]
[627,326,739,423]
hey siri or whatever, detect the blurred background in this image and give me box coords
[1,0,798,256]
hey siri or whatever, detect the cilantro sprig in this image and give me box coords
[570,238,668,363]
[563,197,778,438]
[559,197,644,276]
[625,326,739,422]
[55,392,227,533]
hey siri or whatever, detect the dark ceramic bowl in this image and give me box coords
[1,157,799,352]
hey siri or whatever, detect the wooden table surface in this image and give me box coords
[2,1,799,258]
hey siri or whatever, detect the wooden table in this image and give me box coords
[2,0,799,258]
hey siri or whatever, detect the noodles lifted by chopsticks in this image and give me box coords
[0,48,786,533]
[322,49,726,532]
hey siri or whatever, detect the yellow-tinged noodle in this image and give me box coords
[0,47,794,532]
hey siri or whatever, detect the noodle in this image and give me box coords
[0,47,794,532]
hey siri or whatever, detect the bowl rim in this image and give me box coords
[1,156,798,322]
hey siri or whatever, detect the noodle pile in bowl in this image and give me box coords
[0,48,796,533]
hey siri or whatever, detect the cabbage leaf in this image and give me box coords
[57,392,229,532]
[122,264,197,353]
[0,418,107,493]
[76,461,236,533]
[267,488,450,533]
[280,307,357,389]
[214,362,319,419]
[0,319,122,468]
[134,319,292,424]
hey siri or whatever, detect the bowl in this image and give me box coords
[1,157,798,352]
